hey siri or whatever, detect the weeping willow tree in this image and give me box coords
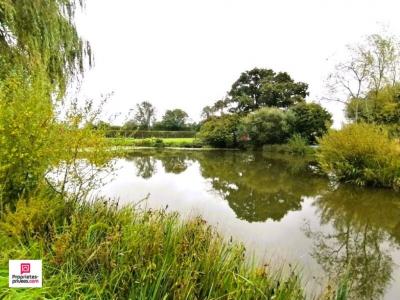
[0,0,94,204]
[0,0,91,93]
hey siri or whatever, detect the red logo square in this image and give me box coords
[20,263,30,274]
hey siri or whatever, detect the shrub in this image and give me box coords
[287,134,311,155]
[317,123,400,189]
[197,114,240,148]
[128,138,165,147]
[289,102,332,144]
[239,107,293,146]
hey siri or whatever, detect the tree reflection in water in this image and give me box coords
[161,155,189,174]
[123,150,400,299]
[125,150,192,177]
[126,154,157,179]
[305,186,400,300]
[196,151,328,222]
[125,150,328,222]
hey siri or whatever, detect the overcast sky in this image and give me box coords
[75,0,400,127]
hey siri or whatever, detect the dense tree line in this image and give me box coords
[198,67,332,148]
[94,102,198,132]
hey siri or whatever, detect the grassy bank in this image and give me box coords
[108,137,203,148]
[0,194,311,299]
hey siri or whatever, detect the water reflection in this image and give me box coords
[161,156,190,174]
[306,186,400,300]
[127,155,157,179]
[124,150,328,222]
[115,150,400,299]
[196,151,328,222]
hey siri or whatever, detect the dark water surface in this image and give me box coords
[96,149,400,299]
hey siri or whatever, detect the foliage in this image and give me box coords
[0,68,111,206]
[46,98,114,201]
[201,105,214,120]
[317,123,400,189]
[155,109,189,131]
[0,0,92,205]
[346,84,400,130]
[212,99,226,115]
[197,114,240,148]
[0,195,305,300]
[0,69,54,204]
[134,101,156,130]
[289,102,332,144]
[122,119,139,131]
[287,134,312,156]
[90,121,122,131]
[239,108,293,146]
[326,32,400,122]
[226,68,308,113]
[0,0,91,96]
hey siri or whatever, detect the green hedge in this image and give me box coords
[105,130,196,139]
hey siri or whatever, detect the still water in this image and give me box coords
[96,149,400,299]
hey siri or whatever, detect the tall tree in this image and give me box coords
[201,105,214,120]
[326,32,400,122]
[134,101,156,130]
[0,0,91,201]
[289,102,332,144]
[159,109,189,130]
[226,68,308,113]
[212,99,227,115]
[0,0,91,95]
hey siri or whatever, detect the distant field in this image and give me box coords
[108,137,201,148]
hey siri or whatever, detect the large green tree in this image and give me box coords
[289,102,332,144]
[197,114,240,148]
[326,32,400,123]
[226,68,308,113]
[134,101,156,130]
[238,107,294,146]
[158,109,189,131]
[0,0,91,94]
[0,0,91,202]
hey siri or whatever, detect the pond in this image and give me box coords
[95,149,400,300]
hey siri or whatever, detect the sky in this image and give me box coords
[75,0,400,127]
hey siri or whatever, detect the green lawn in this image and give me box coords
[108,137,202,148]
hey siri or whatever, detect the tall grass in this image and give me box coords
[0,193,305,299]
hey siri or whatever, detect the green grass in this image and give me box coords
[108,137,203,148]
[0,193,307,299]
